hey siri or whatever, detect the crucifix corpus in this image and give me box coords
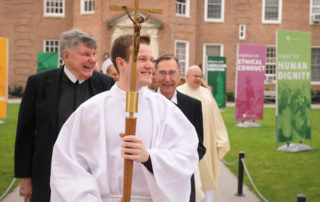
[110,1,162,202]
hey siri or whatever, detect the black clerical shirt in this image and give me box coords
[57,72,93,132]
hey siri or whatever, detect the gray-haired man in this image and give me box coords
[14,29,115,202]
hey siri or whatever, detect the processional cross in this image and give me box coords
[110,1,162,202]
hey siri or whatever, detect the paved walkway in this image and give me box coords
[1,161,261,202]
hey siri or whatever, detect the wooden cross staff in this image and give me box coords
[110,1,162,202]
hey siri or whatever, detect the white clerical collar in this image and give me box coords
[112,83,147,102]
[64,65,85,84]
[157,89,178,105]
[185,83,200,92]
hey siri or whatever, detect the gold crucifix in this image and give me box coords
[110,1,162,202]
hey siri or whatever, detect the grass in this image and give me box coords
[0,104,319,202]
[0,104,20,195]
[222,107,320,202]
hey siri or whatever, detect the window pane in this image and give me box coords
[175,42,187,75]
[206,45,220,56]
[207,0,221,19]
[312,48,320,81]
[312,7,320,14]
[45,0,64,14]
[313,0,320,5]
[208,0,221,3]
[265,46,276,82]
[176,0,186,15]
[90,1,94,11]
[265,0,279,20]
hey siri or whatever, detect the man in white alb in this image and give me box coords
[50,35,199,202]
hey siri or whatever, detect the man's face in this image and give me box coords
[155,58,181,99]
[63,42,96,80]
[186,67,202,89]
[134,44,154,89]
[106,65,119,81]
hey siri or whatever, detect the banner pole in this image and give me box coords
[276,115,278,148]
[234,44,239,127]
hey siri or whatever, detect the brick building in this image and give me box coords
[1,0,320,93]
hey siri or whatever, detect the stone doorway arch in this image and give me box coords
[108,12,162,58]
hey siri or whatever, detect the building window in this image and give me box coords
[310,0,320,24]
[239,24,246,40]
[176,0,190,17]
[44,0,65,17]
[203,44,223,79]
[262,0,282,24]
[312,47,320,82]
[175,40,189,76]
[265,46,276,83]
[81,0,95,14]
[205,0,224,22]
[44,40,63,66]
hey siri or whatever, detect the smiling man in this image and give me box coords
[50,35,199,202]
[155,54,206,202]
[14,29,115,202]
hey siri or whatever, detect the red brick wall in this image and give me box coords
[1,0,319,92]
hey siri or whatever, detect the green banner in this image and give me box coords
[277,30,311,143]
[207,56,226,108]
[37,52,58,72]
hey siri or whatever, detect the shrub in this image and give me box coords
[226,91,234,102]
[9,86,24,97]
[311,89,320,103]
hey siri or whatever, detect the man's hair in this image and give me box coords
[155,53,180,70]
[106,64,115,74]
[60,29,97,56]
[187,65,202,75]
[111,34,150,72]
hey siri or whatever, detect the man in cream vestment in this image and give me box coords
[50,35,199,202]
[177,65,230,201]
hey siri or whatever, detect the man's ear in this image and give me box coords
[61,50,69,63]
[116,57,126,72]
[178,68,182,77]
[185,73,190,80]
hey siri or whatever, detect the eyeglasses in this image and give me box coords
[157,71,178,78]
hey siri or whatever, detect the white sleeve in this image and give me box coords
[147,105,199,202]
[50,108,103,202]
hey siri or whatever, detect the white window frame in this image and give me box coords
[44,0,65,18]
[239,24,246,40]
[176,0,190,17]
[174,40,190,76]
[265,46,277,84]
[202,43,224,81]
[204,0,225,22]
[312,46,320,85]
[43,39,64,66]
[81,0,95,15]
[310,0,320,24]
[262,0,282,24]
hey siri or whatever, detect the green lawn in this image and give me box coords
[0,104,319,202]
[0,104,20,195]
[222,107,320,202]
